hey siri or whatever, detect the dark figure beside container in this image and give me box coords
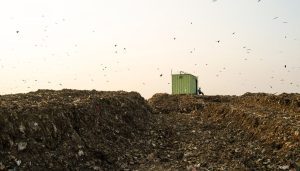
[198,87,204,96]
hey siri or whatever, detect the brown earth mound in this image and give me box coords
[239,92,300,112]
[0,89,152,170]
[1,91,300,170]
[148,93,205,113]
[146,93,300,170]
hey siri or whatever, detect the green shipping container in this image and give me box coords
[172,73,198,95]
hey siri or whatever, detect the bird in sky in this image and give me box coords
[160,74,163,77]
[273,17,279,20]
[216,40,220,43]
[16,30,19,34]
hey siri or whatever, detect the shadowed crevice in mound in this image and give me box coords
[0,89,153,170]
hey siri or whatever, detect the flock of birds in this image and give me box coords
[2,0,299,94]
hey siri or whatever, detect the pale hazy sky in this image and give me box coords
[0,0,299,98]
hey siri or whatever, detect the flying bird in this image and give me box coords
[273,17,279,20]
[216,40,220,43]
[16,30,19,34]
[160,74,163,77]
[284,65,286,68]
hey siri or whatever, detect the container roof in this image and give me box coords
[172,72,197,78]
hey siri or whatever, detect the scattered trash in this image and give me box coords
[17,142,27,151]
[0,90,299,170]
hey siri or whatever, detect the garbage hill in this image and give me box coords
[146,93,300,170]
[0,89,153,170]
[0,90,299,170]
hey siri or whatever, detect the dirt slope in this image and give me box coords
[146,93,300,170]
[0,90,299,170]
[0,89,152,170]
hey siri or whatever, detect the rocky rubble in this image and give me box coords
[0,90,299,170]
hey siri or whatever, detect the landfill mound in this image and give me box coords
[146,93,300,170]
[148,93,205,113]
[0,91,300,170]
[239,92,300,112]
[0,89,153,170]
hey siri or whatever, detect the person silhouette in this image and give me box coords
[198,87,204,95]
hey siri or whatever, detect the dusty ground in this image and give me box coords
[0,90,299,170]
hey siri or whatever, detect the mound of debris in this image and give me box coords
[148,93,205,114]
[239,92,300,112]
[1,91,299,170]
[0,89,153,170]
[143,93,300,170]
